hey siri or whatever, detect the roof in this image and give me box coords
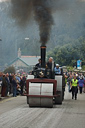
[8,56,40,67]
[21,56,40,66]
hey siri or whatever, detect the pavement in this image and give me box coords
[0,93,23,101]
[0,94,13,101]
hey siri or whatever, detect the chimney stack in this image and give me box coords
[41,46,46,68]
[18,48,21,58]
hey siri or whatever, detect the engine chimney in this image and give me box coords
[41,46,46,68]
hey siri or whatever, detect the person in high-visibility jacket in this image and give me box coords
[70,75,78,100]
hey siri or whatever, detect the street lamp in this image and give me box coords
[0,38,2,70]
[0,38,2,41]
[25,38,29,40]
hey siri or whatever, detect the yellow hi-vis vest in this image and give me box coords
[72,79,78,87]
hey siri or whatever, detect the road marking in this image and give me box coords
[0,96,20,103]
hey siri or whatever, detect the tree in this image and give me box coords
[47,37,85,66]
[4,66,15,74]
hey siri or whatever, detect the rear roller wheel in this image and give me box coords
[55,91,62,105]
[27,96,29,104]
[62,89,65,101]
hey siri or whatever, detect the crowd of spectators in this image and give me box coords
[0,71,85,99]
[0,73,26,97]
[65,71,85,94]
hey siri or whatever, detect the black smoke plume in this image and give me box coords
[33,0,53,46]
[11,0,54,46]
[11,0,33,26]
[10,0,85,45]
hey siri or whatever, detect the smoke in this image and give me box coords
[10,0,85,45]
[11,0,33,26]
[11,0,54,46]
[33,0,53,46]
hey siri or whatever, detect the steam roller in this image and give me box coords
[25,46,64,107]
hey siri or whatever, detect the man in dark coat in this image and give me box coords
[47,57,56,79]
[35,58,41,68]
[47,57,56,70]
[1,74,7,97]
[5,73,10,96]
[20,76,26,95]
